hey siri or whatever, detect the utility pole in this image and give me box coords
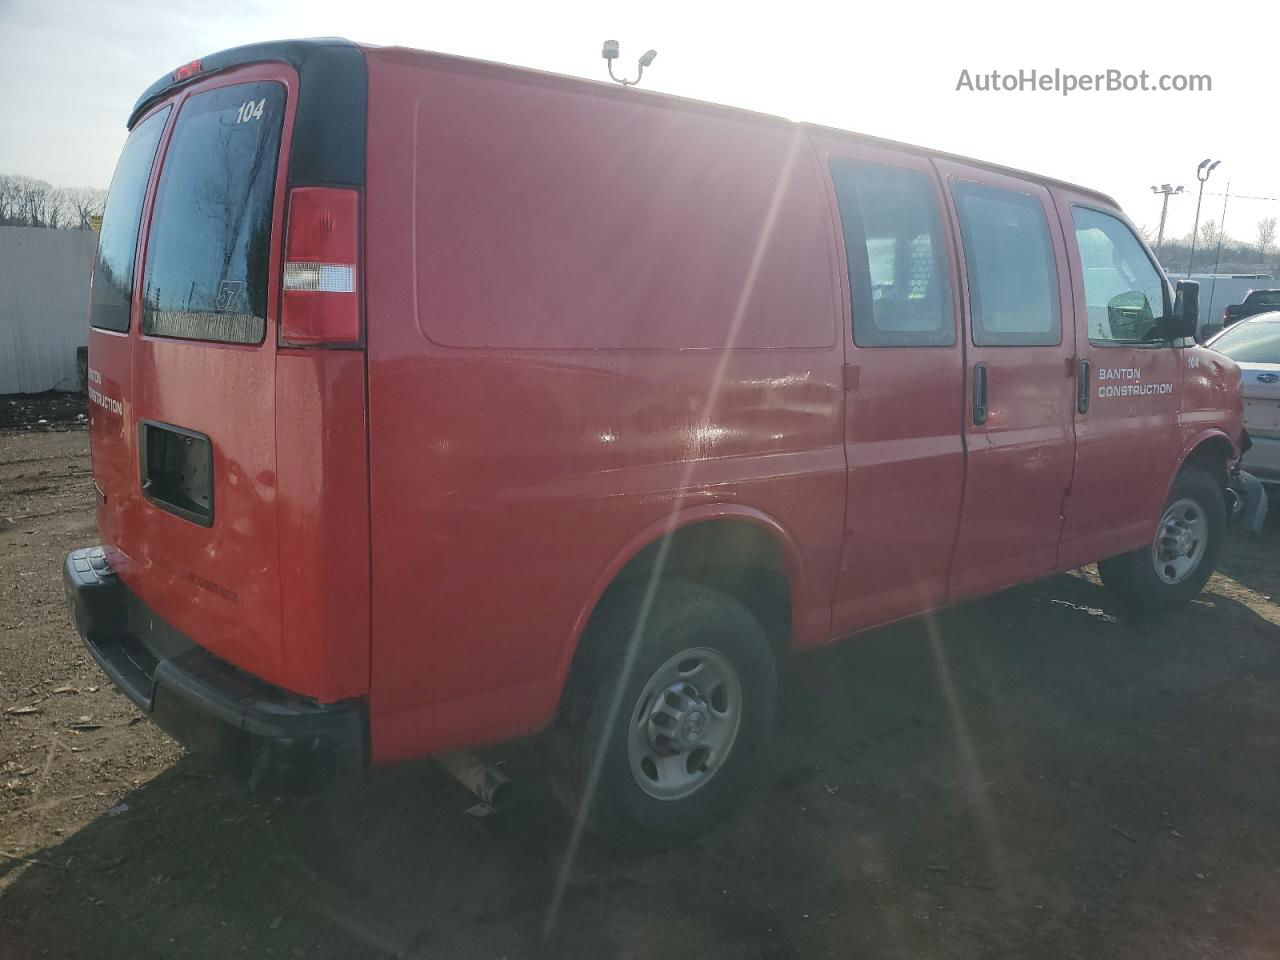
[1187,158,1221,276]
[1210,183,1231,274]
[1150,183,1184,255]
[1208,182,1231,315]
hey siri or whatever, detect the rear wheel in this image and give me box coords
[1098,467,1226,615]
[551,580,777,849]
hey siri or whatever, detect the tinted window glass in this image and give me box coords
[89,108,170,332]
[142,82,284,344]
[1210,319,1280,364]
[830,160,953,346]
[1248,290,1280,306]
[952,182,1060,346]
[1073,207,1168,343]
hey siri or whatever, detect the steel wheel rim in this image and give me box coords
[626,647,743,801]
[1152,496,1208,585]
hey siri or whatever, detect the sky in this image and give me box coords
[2,0,1277,248]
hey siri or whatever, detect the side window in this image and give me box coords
[829,159,954,347]
[1072,207,1169,343]
[951,181,1060,346]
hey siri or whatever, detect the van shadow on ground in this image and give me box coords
[1216,498,1280,599]
[6,571,1280,960]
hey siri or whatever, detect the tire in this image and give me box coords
[1098,467,1226,615]
[550,579,777,849]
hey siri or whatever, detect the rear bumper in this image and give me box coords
[63,546,367,791]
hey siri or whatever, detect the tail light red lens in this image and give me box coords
[281,187,360,346]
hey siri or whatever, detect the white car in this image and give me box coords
[1208,311,1280,486]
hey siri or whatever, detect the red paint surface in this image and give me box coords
[88,44,1245,768]
[89,63,370,701]
[1051,187,1189,569]
[936,161,1080,601]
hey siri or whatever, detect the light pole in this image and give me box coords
[1150,183,1184,255]
[1187,159,1221,276]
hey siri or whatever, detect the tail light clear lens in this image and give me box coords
[281,187,360,346]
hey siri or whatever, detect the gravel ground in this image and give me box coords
[3,427,1279,960]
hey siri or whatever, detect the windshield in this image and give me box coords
[1211,316,1280,363]
[1246,290,1280,305]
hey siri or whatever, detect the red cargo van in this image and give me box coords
[67,38,1265,844]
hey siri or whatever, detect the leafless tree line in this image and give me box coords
[1151,215,1280,275]
[0,174,107,230]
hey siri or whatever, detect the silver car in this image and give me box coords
[1208,312,1280,486]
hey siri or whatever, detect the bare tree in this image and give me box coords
[63,187,107,229]
[0,175,106,229]
[5,175,57,227]
[0,175,18,225]
[45,188,69,229]
[1258,217,1278,262]
[1197,218,1220,250]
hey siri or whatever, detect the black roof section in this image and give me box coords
[128,37,365,188]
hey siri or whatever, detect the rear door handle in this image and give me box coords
[1076,358,1091,414]
[972,362,988,426]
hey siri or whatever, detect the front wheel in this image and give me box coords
[1098,467,1226,615]
[550,580,777,849]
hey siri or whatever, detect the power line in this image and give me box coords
[1201,191,1280,203]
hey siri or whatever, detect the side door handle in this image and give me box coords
[1076,358,1091,414]
[972,362,988,426]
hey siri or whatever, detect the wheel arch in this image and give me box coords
[1171,429,1238,492]
[552,504,806,705]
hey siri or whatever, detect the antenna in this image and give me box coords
[602,40,657,87]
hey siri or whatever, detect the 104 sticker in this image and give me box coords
[235,98,266,124]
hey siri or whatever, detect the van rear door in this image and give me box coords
[125,71,292,685]
[88,105,170,569]
[88,42,371,705]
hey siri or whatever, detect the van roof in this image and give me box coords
[132,37,1119,210]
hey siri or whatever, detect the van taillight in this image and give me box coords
[281,187,360,347]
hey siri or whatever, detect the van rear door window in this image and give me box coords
[89,108,170,333]
[141,82,285,344]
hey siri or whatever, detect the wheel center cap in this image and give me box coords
[682,710,707,743]
[646,682,710,755]
[1163,523,1193,558]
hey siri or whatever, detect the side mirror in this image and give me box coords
[1172,280,1200,340]
[1106,290,1154,340]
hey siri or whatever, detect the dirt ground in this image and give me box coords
[3,426,1280,960]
